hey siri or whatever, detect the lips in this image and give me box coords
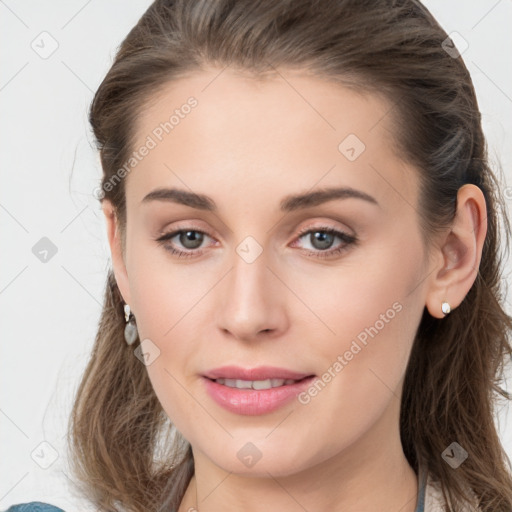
[202,368,317,415]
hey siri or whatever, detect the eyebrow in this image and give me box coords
[141,186,379,212]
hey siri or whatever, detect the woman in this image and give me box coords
[7,0,512,510]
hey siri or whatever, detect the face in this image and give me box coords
[107,66,433,476]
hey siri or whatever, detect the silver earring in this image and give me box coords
[441,301,451,315]
[124,303,138,345]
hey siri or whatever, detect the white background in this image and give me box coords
[1,1,511,510]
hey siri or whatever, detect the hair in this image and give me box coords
[67,0,512,510]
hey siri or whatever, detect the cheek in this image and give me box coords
[289,263,423,449]
[297,234,426,394]
[124,243,211,428]
[126,237,194,335]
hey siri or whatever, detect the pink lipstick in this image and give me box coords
[202,366,316,415]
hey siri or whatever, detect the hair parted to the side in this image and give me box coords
[67,0,512,510]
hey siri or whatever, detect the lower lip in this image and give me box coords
[202,376,316,415]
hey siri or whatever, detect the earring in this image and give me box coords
[124,303,138,345]
[441,301,451,315]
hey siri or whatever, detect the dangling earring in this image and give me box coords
[441,301,451,316]
[124,303,138,345]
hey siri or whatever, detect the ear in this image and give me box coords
[102,200,132,307]
[425,184,487,318]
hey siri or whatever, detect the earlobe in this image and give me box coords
[101,200,132,306]
[425,184,487,319]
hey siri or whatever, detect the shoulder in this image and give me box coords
[4,502,66,512]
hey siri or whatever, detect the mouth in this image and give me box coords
[201,367,317,415]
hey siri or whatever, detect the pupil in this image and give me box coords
[312,231,333,250]
[181,230,203,249]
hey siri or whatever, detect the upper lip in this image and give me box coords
[203,366,314,381]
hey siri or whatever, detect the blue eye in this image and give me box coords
[156,229,211,259]
[293,225,357,259]
[156,225,357,260]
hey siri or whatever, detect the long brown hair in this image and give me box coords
[67,1,512,510]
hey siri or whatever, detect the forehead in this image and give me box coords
[135,66,395,150]
[126,66,419,217]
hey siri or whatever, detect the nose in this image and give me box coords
[215,247,288,342]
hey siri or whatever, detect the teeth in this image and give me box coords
[253,379,278,390]
[215,378,297,389]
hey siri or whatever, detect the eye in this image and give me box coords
[292,225,357,259]
[156,227,213,259]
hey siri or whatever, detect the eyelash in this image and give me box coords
[155,224,357,260]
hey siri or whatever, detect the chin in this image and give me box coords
[202,440,321,478]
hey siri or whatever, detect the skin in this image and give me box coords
[102,66,487,512]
